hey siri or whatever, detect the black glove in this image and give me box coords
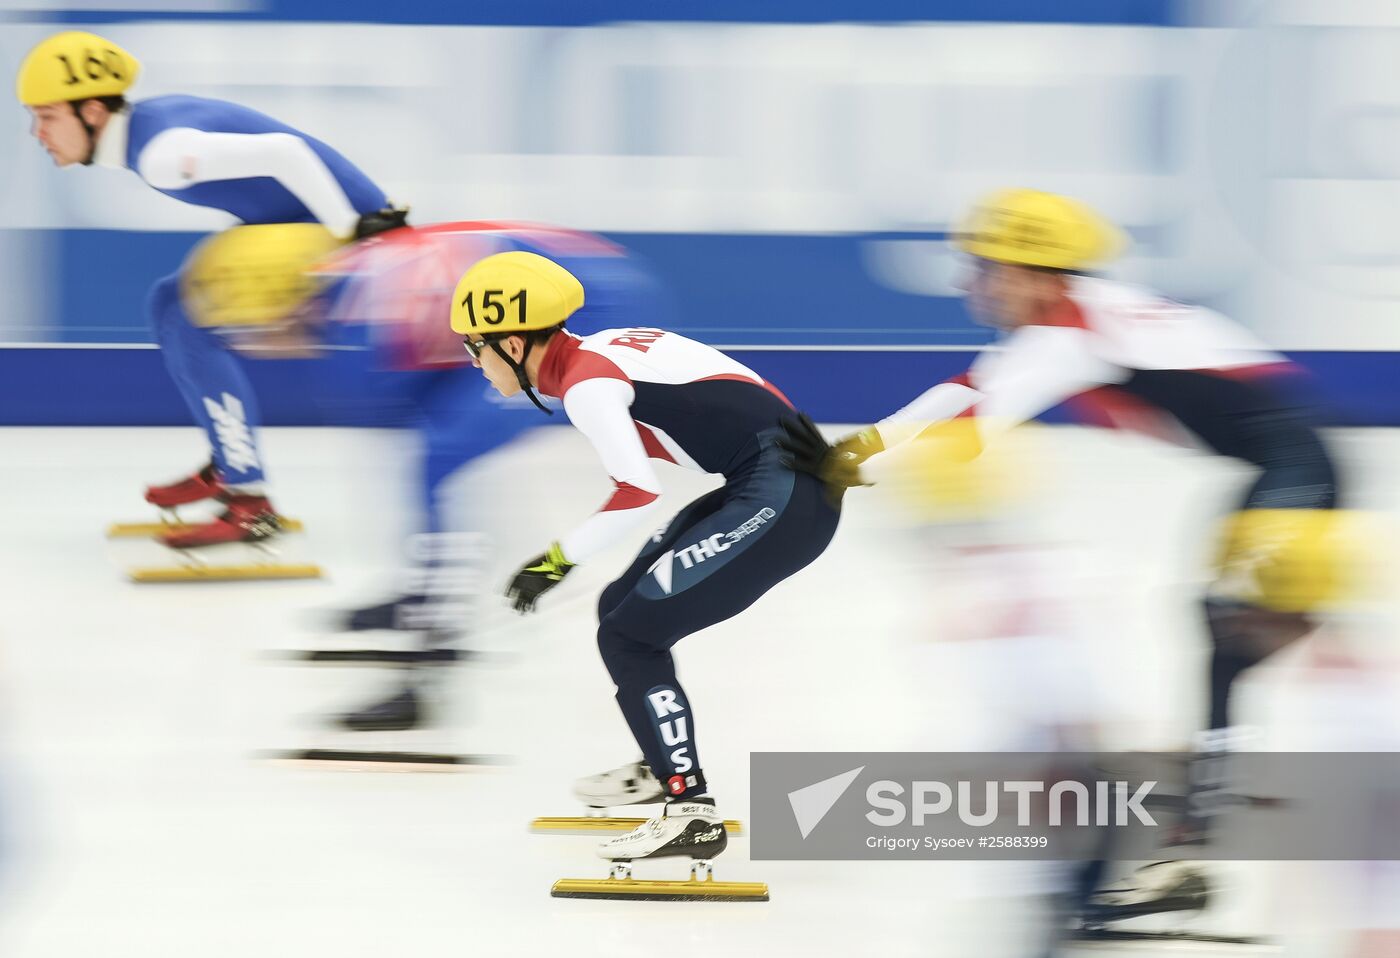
[353,206,410,240]
[776,413,884,504]
[506,542,575,613]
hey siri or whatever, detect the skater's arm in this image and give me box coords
[782,326,1121,495]
[947,325,1121,445]
[558,377,663,563]
[872,326,1121,453]
[136,127,361,238]
[873,376,982,449]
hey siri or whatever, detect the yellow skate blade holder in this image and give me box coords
[551,871,768,902]
[127,538,321,583]
[108,517,304,538]
[128,562,322,583]
[530,816,744,835]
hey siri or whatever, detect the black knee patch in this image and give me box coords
[1204,599,1315,663]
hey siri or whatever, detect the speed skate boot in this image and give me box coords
[338,595,466,640]
[145,461,225,511]
[596,798,728,868]
[573,760,665,810]
[338,683,423,733]
[341,595,428,632]
[1082,861,1211,928]
[161,493,282,549]
[551,798,765,901]
[533,763,727,836]
[551,798,765,900]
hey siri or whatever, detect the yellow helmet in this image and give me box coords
[180,224,343,329]
[17,31,141,106]
[956,188,1126,270]
[450,251,584,337]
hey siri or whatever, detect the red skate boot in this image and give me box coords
[161,494,282,550]
[145,462,226,509]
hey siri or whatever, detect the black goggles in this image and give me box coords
[463,337,488,360]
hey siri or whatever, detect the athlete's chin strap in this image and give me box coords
[488,339,553,415]
[71,100,98,166]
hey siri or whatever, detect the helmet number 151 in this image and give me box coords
[459,288,528,327]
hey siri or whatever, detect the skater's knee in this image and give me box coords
[596,616,670,683]
[420,458,459,529]
[596,581,629,622]
[147,276,192,346]
[147,276,182,319]
[596,620,636,670]
[1205,599,1316,663]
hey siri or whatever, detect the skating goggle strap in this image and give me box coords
[462,334,554,416]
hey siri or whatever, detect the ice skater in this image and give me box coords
[450,250,840,871]
[782,188,1350,939]
[18,30,405,549]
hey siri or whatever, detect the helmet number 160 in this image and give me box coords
[56,49,126,87]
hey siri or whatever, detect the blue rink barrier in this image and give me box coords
[46,229,993,348]
[39,0,1176,27]
[0,346,1394,428]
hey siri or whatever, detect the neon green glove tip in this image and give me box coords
[547,542,574,569]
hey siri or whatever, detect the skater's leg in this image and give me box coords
[598,450,839,799]
[337,372,535,726]
[592,490,729,800]
[590,460,838,866]
[408,371,539,626]
[342,370,538,633]
[1182,451,1342,823]
[419,370,537,535]
[1168,597,1319,846]
[149,275,212,428]
[1204,599,1317,731]
[1081,450,1343,930]
[595,485,730,623]
[1203,454,1340,727]
[1186,478,1341,837]
[149,273,267,487]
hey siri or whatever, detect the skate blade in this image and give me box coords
[108,518,304,538]
[270,648,466,665]
[551,876,768,902]
[531,816,744,835]
[1074,929,1264,945]
[264,749,511,771]
[128,562,322,583]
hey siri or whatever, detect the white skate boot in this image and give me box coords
[533,765,745,837]
[572,760,664,809]
[1083,860,1210,926]
[551,799,764,901]
[596,798,728,864]
[1078,861,1263,945]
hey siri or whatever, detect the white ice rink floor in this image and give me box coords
[2,423,1398,958]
